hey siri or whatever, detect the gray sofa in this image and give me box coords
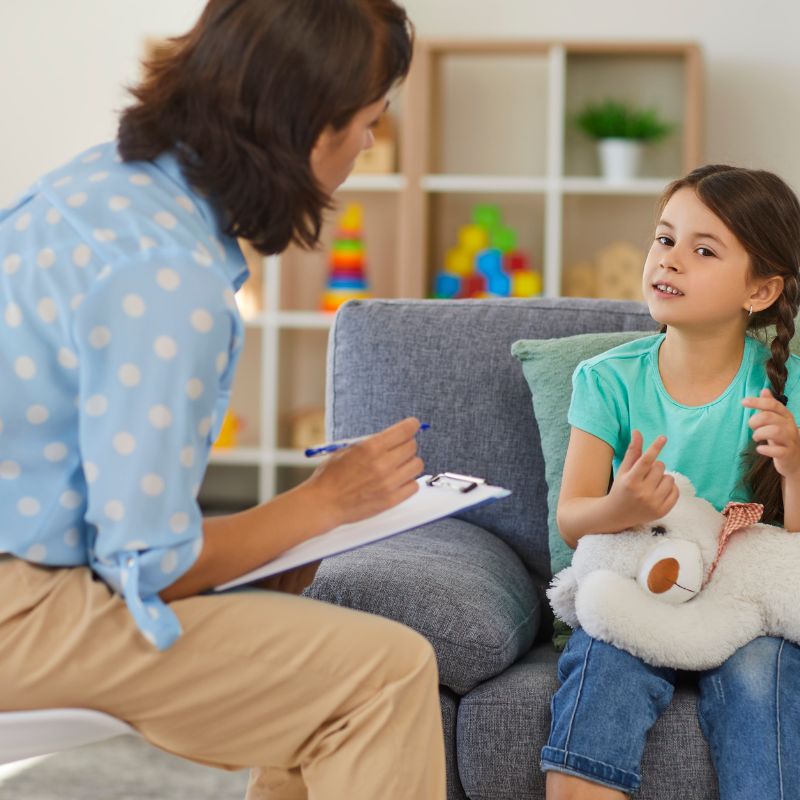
[307,297,720,800]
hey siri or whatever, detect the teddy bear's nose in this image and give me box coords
[647,558,680,593]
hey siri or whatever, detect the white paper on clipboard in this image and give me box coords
[214,474,510,591]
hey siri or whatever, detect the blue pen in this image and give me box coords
[304,423,430,458]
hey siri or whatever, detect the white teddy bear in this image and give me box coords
[548,473,800,669]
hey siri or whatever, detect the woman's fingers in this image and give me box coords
[366,417,421,452]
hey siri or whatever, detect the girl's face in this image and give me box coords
[642,187,756,330]
[310,96,389,194]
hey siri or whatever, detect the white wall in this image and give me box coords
[0,0,206,205]
[3,0,800,204]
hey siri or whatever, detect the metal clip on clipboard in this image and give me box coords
[426,472,486,494]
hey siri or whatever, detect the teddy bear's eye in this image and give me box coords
[650,525,667,536]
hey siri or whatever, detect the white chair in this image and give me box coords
[0,708,135,766]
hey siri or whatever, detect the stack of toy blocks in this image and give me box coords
[433,204,542,299]
[321,203,371,312]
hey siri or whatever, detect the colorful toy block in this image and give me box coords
[473,204,502,230]
[459,224,490,254]
[460,275,487,297]
[432,204,542,300]
[476,248,503,277]
[491,226,518,254]
[511,271,542,297]
[503,251,530,272]
[445,247,473,276]
[321,203,371,312]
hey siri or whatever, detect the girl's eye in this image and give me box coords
[656,235,673,246]
[696,246,715,257]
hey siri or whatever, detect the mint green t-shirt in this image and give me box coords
[568,333,800,510]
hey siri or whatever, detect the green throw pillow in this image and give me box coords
[511,331,655,576]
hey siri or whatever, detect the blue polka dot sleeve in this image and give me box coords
[72,256,240,649]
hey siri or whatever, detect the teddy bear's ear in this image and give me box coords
[667,472,695,497]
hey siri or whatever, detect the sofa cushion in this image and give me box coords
[456,643,718,800]
[306,517,540,695]
[511,331,653,574]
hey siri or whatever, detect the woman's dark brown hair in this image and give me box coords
[118,0,413,254]
[657,164,800,523]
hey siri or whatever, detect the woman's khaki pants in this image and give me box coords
[0,556,446,799]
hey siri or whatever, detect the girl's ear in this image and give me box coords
[748,275,785,314]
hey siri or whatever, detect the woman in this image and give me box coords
[0,1,446,797]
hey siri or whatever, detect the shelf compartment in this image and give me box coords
[277,328,329,450]
[198,464,260,514]
[223,326,262,449]
[428,192,546,298]
[279,191,399,312]
[276,466,316,495]
[564,50,691,179]
[431,52,551,177]
[561,194,656,300]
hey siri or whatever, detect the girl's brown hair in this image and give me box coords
[658,164,800,523]
[117,0,413,254]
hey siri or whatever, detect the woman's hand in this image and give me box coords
[162,419,423,602]
[743,389,800,478]
[302,417,425,528]
[606,430,679,528]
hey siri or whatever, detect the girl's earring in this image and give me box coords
[749,305,753,316]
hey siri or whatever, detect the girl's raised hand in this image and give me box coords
[607,430,679,528]
[742,389,800,478]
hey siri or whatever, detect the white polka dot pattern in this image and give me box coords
[3,253,21,274]
[26,405,49,424]
[0,142,248,651]
[0,461,21,479]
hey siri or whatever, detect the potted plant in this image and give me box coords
[574,99,673,182]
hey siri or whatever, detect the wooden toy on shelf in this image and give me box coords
[352,113,397,175]
[595,241,646,301]
[562,261,597,298]
[321,203,372,312]
[561,241,646,300]
[213,410,243,449]
[433,204,542,299]
[289,408,327,452]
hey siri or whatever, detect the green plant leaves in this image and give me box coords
[574,99,673,141]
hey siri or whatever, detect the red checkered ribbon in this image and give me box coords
[704,502,764,586]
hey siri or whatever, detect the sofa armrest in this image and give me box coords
[306,517,541,695]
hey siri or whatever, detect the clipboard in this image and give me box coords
[214,473,511,591]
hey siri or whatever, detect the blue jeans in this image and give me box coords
[541,629,800,798]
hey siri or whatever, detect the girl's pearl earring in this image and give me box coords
[749,305,753,316]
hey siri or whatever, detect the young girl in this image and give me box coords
[541,164,800,800]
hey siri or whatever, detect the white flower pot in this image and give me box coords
[597,138,643,183]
